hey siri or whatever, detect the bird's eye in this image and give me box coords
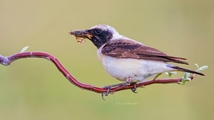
[94,29,102,34]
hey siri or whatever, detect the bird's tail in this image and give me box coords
[168,65,205,76]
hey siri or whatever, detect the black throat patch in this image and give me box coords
[88,28,113,48]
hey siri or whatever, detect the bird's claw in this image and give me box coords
[131,83,137,93]
[104,86,111,96]
[101,86,112,100]
[101,93,105,100]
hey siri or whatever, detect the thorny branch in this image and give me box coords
[0,52,201,98]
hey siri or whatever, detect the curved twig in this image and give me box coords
[0,52,195,95]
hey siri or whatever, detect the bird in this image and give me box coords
[70,24,204,95]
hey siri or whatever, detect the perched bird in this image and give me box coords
[70,24,204,94]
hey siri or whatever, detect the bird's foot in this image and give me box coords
[102,83,126,100]
[102,86,111,100]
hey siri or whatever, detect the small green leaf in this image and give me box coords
[170,71,177,75]
[184,73,190,79]
[165,71,177,78]
[198,65,208,71]
[178,77,186,85]
[186,78,192,81]
[165,72,171,78]
[178,73,192,85]
[20,46,29,53]
[195,63,199,68]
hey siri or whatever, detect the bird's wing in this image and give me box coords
[101,39,188,65]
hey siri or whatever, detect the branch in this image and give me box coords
[0,51,202,96]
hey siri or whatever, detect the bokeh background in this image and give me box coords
[0,0,213,120]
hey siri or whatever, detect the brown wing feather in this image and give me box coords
[102,39,188,65]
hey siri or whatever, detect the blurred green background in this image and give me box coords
[0,0,213,120]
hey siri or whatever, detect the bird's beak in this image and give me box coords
[70,30,93,44]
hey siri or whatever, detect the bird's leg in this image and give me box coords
[126,77,131,85]
[153,73,162,80]
[126,77,137,93]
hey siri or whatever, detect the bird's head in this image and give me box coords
[70,24,121,48]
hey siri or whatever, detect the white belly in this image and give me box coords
[97,49,173,82]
